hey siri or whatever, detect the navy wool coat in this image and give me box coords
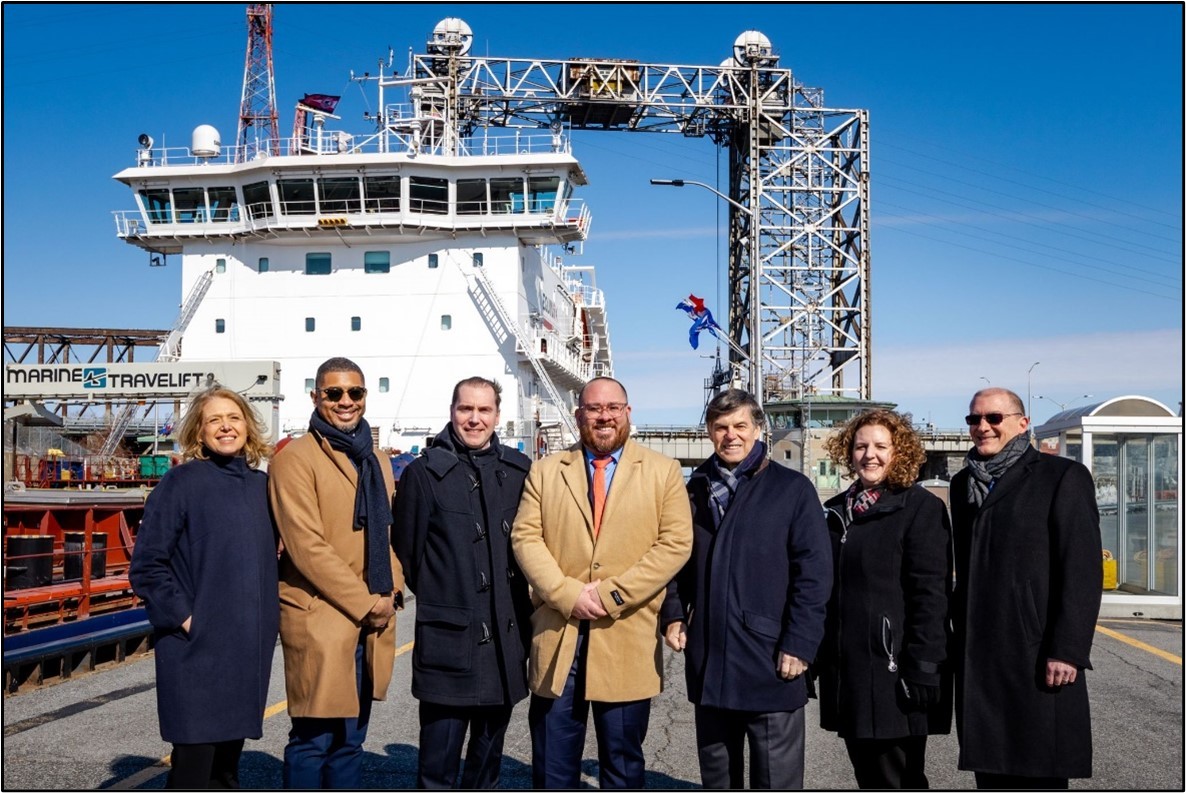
[393,430,532,707]
[662,458,832,713]
[130,455,279,744]
[818,485,953,740]
[950,446,1101,779]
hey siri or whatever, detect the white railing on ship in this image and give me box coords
[127,131,571,167]
[114,199,587,237]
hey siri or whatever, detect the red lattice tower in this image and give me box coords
[236,4,279,163]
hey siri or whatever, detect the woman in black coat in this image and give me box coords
[817,409,952,789]
[130,387,279,789]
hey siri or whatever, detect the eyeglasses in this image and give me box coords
[965,412,1022,426]
[320,386,367,402]
[580,403,627,418]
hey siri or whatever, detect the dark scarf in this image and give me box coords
[965,433,1031,507]
[844,481,884,520]
[706,441,767,524]
[309,410,394,594]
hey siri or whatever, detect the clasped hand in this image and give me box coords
[570,580,608,620]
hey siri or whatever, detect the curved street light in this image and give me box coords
[651,177,762,408]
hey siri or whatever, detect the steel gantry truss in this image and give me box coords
[370,22,870,403]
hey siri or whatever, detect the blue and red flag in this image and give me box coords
[676,294,723,350]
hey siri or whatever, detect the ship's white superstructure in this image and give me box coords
[112,23,612,455]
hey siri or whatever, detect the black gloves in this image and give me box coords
[898,677,940,710]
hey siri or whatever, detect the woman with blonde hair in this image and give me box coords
[130,387,279,788]
[816,409,952,788]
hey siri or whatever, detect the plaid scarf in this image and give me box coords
[965,433,1031,507]
[844,481,884,521]
[706,441,766,525]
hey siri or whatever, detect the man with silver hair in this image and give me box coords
[662,388,831,789]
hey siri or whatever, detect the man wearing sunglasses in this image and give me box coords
[393,377,533,788]
[950,387,1101,790]
[269,357,405,788]
[511,376,693,789]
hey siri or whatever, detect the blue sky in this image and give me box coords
[3,2,1182,429]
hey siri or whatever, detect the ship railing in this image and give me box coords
[128,128,573,167]
[118,197,588,240]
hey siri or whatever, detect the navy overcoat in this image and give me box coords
[130,454,279,744]
[950,446,1101,779]
[661,458,832,713]
[393,430,532,707]
[818,484,953,740]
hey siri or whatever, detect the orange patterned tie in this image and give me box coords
[592,456,611,536]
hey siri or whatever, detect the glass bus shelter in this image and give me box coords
[1035,395,1182,619]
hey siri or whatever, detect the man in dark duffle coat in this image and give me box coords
[393,376,532,789]
[661,389,832,789]
[950,387,1102,790]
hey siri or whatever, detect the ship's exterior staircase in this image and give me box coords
[463,262,579,443]
[96,269,215,457]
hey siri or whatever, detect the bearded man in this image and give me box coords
[511,377,692,789]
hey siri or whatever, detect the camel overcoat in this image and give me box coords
[268,430,405,718]
[511,439,693,703]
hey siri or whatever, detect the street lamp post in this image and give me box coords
[1027,361,1040,443]
[651,178,763,408]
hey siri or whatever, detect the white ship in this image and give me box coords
[111,19,612,456]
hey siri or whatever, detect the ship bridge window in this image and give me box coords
[364,176,400,212]
[318,177,361,213]
[409,177,448,214]
[364,251,390,274]
[490,178,524,214]
[173,187,205,223]
[279,179,316,215]
[140,189,172,224]
[305,252,332,275]
[528,176,561,213]
[244,181,274,219]
[208,186,239,221]
[457,179,488,215]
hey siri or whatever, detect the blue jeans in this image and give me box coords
[283,639,373,789]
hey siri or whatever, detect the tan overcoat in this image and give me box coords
[268,431,404,718]
[511,439,692,702]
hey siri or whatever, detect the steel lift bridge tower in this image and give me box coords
[379,20,870,407]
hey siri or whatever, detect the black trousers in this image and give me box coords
[694,704,805,789]
[843,735,929,789]
[975,771,1069,789]
[167,739,244,789]
[417,701,514,789]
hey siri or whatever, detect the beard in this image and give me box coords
[580,420,630,455]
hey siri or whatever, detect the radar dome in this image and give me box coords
[429,18,473,56]
[192,125,221,158]
[733,30,775,66]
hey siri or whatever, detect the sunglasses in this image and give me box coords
[320,386,367,402]
[965,412,1022,426]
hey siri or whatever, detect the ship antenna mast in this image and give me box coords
[236,3,279,163]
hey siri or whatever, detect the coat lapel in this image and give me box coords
[316,433,359,487]
[599,440,639,534]
[559,447,595,538]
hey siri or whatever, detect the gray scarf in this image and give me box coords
[706,441,766,525]
[965,433,1031,507]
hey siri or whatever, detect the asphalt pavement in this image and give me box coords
[2,603,1181,790]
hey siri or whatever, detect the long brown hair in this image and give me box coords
[177,387,272,467]
[823,409,925,490]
